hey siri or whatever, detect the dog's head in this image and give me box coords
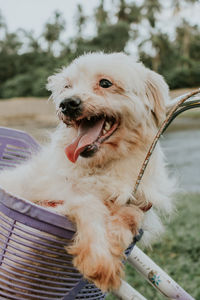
[47,52,169,165]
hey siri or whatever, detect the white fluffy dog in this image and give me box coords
[0,52,174,291]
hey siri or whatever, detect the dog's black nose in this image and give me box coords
[59,97,82,115]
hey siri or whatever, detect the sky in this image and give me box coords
[0,0,98,38]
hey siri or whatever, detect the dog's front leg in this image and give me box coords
[56,194,124,292]
[106,203,144,256]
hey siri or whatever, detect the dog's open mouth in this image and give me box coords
[65,115,119,163]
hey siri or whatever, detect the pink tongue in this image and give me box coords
[65,118,105,163]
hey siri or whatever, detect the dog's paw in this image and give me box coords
[106,203,144,251]
[66,243,123,291]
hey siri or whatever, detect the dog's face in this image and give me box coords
[47,53,169,165]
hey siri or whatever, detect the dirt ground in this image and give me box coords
[0,88,198,142]
[0,97,58,142]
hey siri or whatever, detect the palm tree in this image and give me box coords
[95,0,109,33]
[142,0,162,28]
[43,11,65,54]
[75,4,87,37]
[0,32,22,54]
[176,20,195,60]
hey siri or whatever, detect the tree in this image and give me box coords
[0,31,22,55]
[43,11,66,54]
[22,30,42,53]
[117,0,142,24]
[75,4,87,37]
[142,0,162,28]
[95,0,109,33]
[176,20,198,62]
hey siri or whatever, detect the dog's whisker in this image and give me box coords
[48,94,53,102]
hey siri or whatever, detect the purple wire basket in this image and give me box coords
[0,127,107,300]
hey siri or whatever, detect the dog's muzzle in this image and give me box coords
[59,97,83,118]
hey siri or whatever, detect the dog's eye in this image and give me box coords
[99,79,113,88]
[64,84,71,89]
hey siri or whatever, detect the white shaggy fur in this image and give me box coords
[0,52,174,291]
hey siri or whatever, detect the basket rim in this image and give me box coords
[0,186,75,233]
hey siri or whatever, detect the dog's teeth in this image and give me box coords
[87,116,91,121]
[103,129,107,135]
[105,122,111,131]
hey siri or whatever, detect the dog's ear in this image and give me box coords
[145,70,169,126]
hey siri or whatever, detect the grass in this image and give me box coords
[106,193,200,299]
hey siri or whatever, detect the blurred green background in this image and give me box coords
[0,0,200,99]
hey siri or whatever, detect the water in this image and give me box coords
[161,129,200,193]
